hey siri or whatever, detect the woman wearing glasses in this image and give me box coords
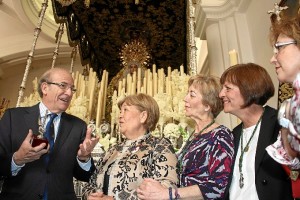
[267,15,300,199]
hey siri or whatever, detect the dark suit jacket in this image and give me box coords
[0,104,95,200]
[224,106,293,200]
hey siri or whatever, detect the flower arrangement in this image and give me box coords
[163,123,181,139]
[154,122,193,152]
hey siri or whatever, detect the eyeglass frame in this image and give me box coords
[46,81,77,93]
[273,41,297,54]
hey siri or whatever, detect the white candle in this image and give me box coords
[132,71,137,94]
[143,77,147,94]
[80,80,86,97]
[101,71,108,120]
[168,66,171,78]
[166,77,169,95]
[137,67,141,84]
[127,74,132,95]
[152,64,156,74]
[158,79,163,94]
[153,72,157,96]
[88,78,96,120]
[180,65,184,76]
[96,83,103,128]
[229,49,238,66]
[148,72,152,95]
[137,80,141,94]
[118,81,122,96]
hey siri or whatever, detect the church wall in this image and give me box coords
[245,0,279,108]
[201,0,278,129]
[0,59,83,108]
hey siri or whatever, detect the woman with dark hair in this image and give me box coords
[220,63,293,200]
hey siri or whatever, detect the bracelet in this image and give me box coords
[174,187,180,200]
[169,187,173,200]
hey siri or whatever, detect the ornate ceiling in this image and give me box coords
[51,0,187,81]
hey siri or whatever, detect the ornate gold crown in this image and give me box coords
[119,39,150,69]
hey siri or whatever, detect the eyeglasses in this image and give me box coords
[46,82,77,93]
[273,41,297,54]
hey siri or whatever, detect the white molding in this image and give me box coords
[21,0,68,43]
[195,0,250,38]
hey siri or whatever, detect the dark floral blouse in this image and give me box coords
[177,125,234,200]
[82,133,178,200]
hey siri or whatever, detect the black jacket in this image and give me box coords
[224,106,293,200]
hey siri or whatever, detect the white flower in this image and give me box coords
[151,128,161,138]
[163,123,181,138]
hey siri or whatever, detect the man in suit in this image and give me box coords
[0,68,99,200]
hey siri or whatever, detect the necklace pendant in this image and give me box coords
[179,173,182,185]
[239,173,244,188]
[244,146,249,152]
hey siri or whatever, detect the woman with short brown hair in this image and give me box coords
[220,63,292,200]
